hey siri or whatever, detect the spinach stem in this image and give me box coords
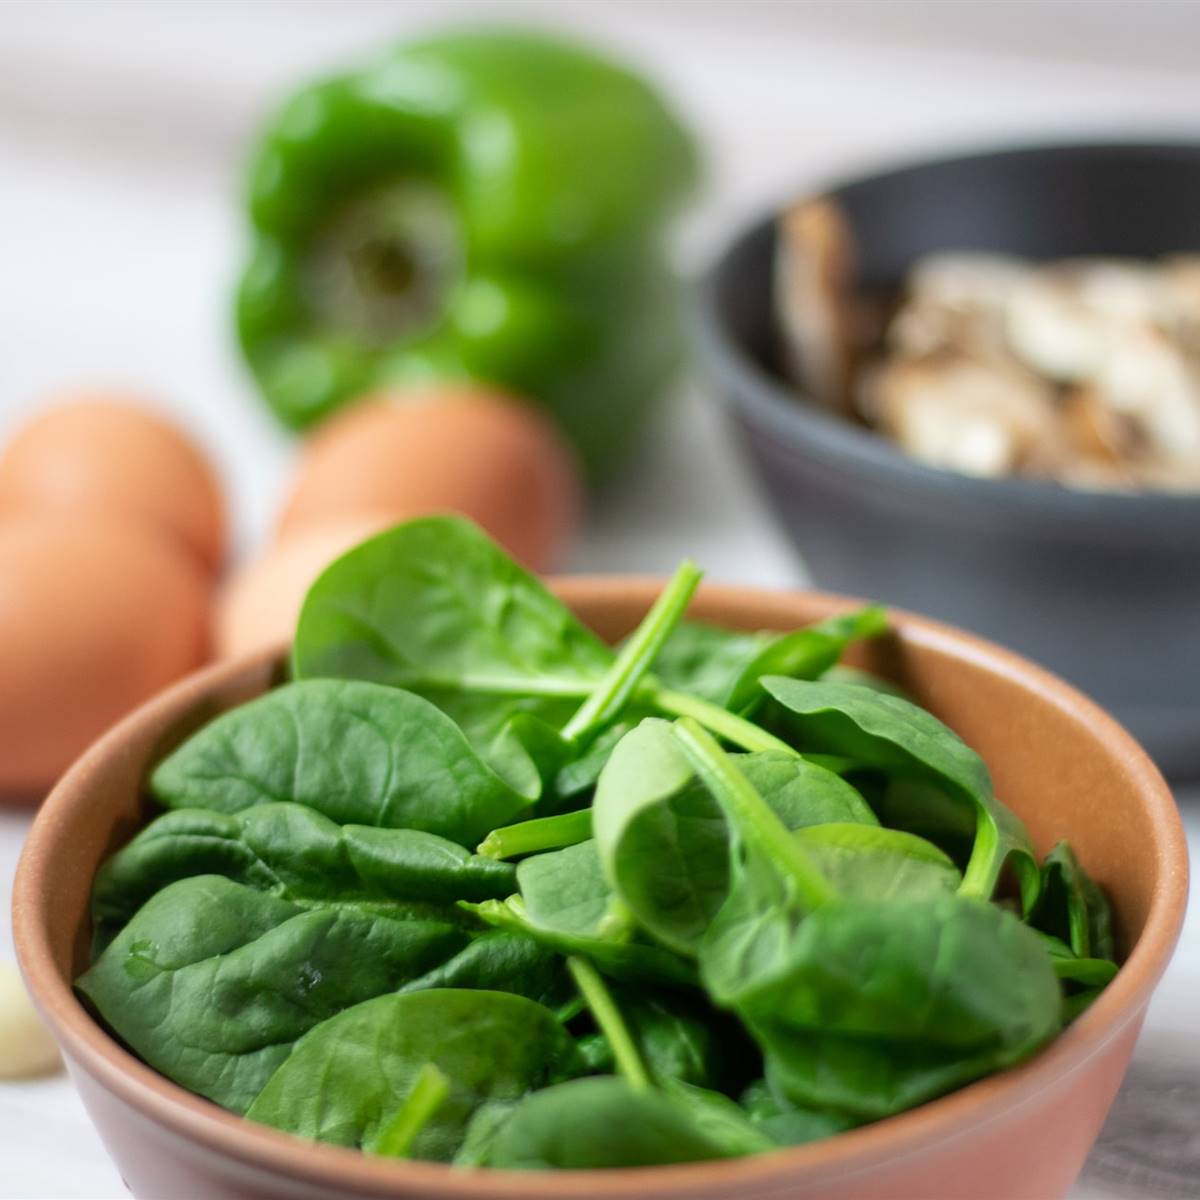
[958,812,1000,902]
[672,718,839,911]
[562,561,702,743]
[420,674,596,697]
[651,688,796,755]
[477,808,593,859]
[566,955,651,1092]
[371,1062,450,1157]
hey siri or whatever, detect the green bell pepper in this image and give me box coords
[235,29,698,479]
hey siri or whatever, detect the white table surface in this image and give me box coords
[1,4,1197,1196]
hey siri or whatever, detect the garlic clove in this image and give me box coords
[0,961,60,1079]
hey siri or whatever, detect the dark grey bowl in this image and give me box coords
[696,142,1200,779]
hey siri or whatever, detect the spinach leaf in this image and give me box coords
[77,875,467,1114]
[370,1063,450,1158]
[552,721,634,804]
[760,1029,1021,1121]
[578,987,749,1091]
[657,1078,777,1156]
[664,725,1059,1120]
[1031,841,1116,961]
[486,713,639,820]
[150,679,534,847]
[291,517,612,745]
[593,721,871,957]
[246,990,577,1160]
[90,803,517,951]
[482,713,571,805]
[515,840,626,940]
[287,518,807,759]
[867,777,977,862]
[653,607,887,713]
[792,823,961,900]
[399,932,570,1011]
[667,719,840,995]
[480,1076,746,1169]
[724,606,888,715]
[740,1079,857,1145]
[727,897,1062,1120]
[453,1100,523,1167]
[760,678,1039,911]
[652,623,770,706]
[592,719,727,956]
[461,897,698,991]
[1036,933,1120,988]
[630,996,732,1090]
[822,664,909,698]
[739,752,879,829]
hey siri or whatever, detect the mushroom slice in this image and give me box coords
[775,197,858,413]
[1063,386,1139,467]
[1160,255,1200,356]
[1007,268,1107,383]
[1094,324,1200,459]
[908,252,1031,310]
[1055,458,1140,493]
[865,356,1057,478]
[1135,451,1200,492]
[1074,259,1166,325]
[889,253,1030,362]
[1006,259,1171,384]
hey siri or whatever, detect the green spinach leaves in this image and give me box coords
[78,516,1118,1172]
[78,876,466,1113]
[246,990,578,1159]
[151,679,535,846]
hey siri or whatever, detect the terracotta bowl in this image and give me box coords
[13,581,1188,1200]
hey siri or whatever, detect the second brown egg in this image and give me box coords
[275,387,581,572]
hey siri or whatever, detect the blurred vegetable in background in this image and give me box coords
[236,28,699,480]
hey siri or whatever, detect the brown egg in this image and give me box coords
[275,388,580,571]
[0,516,210,800]
[0,395,227,574]
[214,512,399,661]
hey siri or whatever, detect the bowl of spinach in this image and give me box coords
[14,517,1188,1200]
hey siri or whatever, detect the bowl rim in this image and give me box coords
[694,138,1200,527]
[12,577,1190,1197]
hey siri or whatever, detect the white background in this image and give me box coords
[1,3,1197,1196]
